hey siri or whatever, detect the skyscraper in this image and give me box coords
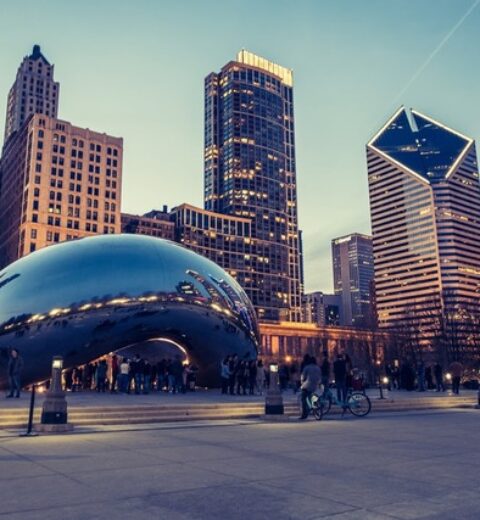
[0,47,122,269]
[332,233,374,327]
[204,50,302,322]
[303,291,343,326]
[3,45,59,145]
[0,114,122,269]
[367,107,480,347]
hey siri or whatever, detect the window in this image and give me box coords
[31,229,37,239]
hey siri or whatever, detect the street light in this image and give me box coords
[38,356,73,433]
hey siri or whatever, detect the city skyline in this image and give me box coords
[1,0,480,292]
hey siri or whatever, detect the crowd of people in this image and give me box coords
[63,354,199,395]
[220,356,266,395]
[1,346,471,400]
[384,359,465,394]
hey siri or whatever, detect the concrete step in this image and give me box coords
[0,397,475,429]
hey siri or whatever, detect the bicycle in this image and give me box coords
[303,391,324,420]
[314,384,371,417]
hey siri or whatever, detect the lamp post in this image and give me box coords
[264,362,284,417]
[37,356,73,433]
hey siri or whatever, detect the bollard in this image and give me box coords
[37,356,73,433]
[19,384,39,437]
[264,362,284,417]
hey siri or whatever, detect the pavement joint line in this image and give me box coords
[0,442,94,487]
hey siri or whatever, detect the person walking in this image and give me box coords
[333,353,348,407]
[6,349,23,398]
[434,362,445,392]
[449,360,463,395]
[299,356,321,420]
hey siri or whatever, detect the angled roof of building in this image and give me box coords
[368,107,473,182]
[29,44,50,65]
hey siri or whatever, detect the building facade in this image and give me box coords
[303,291,343,326]
[204,50,303,322]
[259,321,388,379]
[3,45,59,146]
[332,233,374,328]
[0,114,122,268]
[367,107,480,350]
[121,208,175,240]
[170,203,252,282]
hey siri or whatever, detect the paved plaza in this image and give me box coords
[0,408,479,519]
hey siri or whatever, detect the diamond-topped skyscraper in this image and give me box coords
[204,50,302,322]
[367,107,480,345]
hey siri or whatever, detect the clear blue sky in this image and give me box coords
[1,0,479,292]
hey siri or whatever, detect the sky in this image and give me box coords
[1,0,479,292]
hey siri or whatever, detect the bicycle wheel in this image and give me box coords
[320,393,332,415]
[310,395,324,421]
[347,392,371,417]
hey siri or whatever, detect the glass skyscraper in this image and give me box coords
[204,50,302,322]
[332,233,374,328]
[367,107,480,348]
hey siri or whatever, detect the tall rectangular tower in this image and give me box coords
[332,233,374,327]
[367,107,480,353]
[3,45,59,145]
[204,50,302,322]
[0,114,122,269]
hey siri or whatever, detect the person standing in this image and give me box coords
[333,353,348,407]
[6,349,23,398]
[119,358,130,393]
[110,354,119,393]
[229,355,238,395]
[320,351,330,392]
[299,356,321,420]
[220,357,230,394]
[256,359,265,395]
[132,354,144,395]
[248,360,257,395]
[449,360,463,395]
[434,362,445,392]
[417,360,426,392]
[96,359,107,392]
[143,360,152,394]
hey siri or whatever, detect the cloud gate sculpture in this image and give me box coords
[0,235,259,388]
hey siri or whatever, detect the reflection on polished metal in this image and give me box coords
[0,235,259,388]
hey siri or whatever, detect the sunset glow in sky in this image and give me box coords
[1,0,479,291]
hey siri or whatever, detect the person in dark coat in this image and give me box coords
[333,353,348,406]
[6,349,24,398]
[434,363,445,392]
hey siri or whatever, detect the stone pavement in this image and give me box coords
[0,408,479,519]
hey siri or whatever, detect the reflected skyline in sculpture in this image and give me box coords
[0,235,259,388]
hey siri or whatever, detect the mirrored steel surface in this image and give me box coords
[0,235,259,388]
